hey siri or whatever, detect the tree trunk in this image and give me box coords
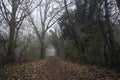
[6,27,15,63]
[104,42,109,66]
[6,0,17,63]
[104,0,116,67]
[40,41,45,59]
[39,34,45,59]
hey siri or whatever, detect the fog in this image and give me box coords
[45,44,56,57]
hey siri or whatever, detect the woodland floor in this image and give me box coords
[0,57,120,80]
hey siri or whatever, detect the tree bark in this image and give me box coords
[104,0,116,67]
[6,0,17,63]
[6,26,16,63]
[39,34,45,59]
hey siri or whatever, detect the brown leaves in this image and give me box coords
[60,60,120,80]
[1,57,120,80]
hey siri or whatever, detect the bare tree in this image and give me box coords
[27,0,73,59]
[0,0,40,63]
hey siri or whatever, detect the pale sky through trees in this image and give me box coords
[45,44,56,56]
[0,0,120,79]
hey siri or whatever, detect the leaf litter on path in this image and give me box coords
[0,57,120,80]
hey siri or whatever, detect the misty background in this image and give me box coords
[0,0,120,71]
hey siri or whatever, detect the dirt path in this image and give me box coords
[1,57,120,80]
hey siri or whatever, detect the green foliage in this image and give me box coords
[59,0,120,71]
[63,39,86,63]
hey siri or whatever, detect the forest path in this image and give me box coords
[1,57,120,80]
